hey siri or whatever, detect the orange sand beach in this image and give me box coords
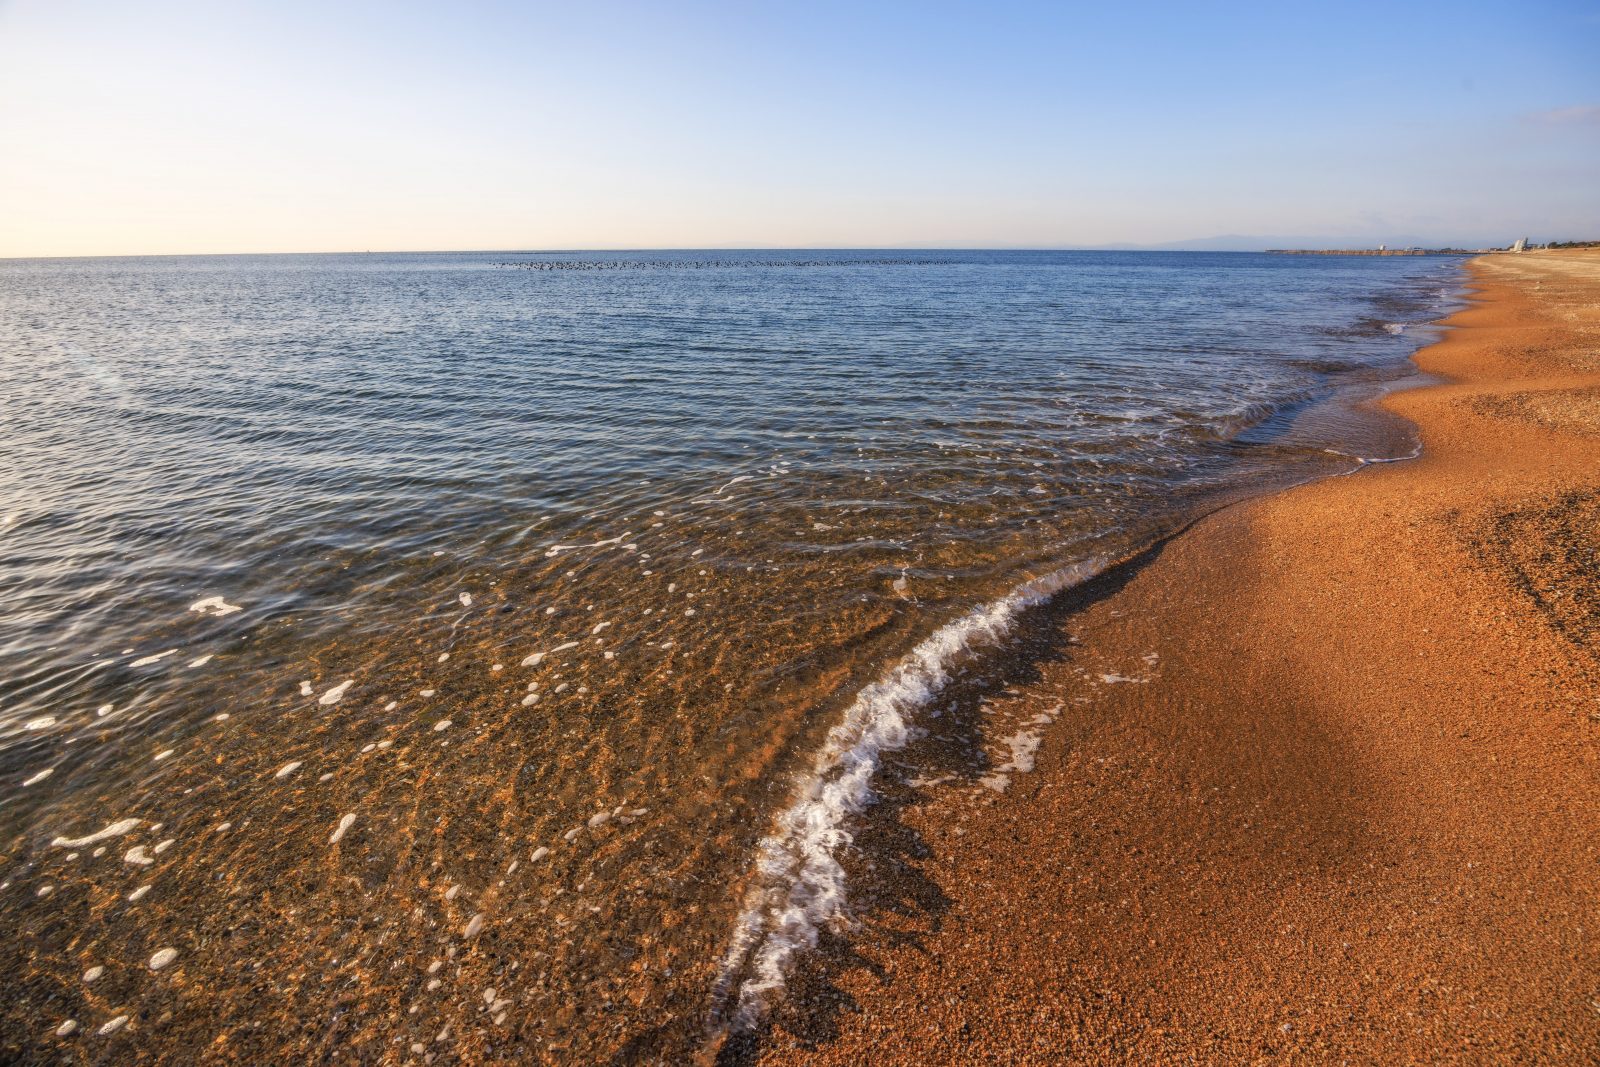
[747,249,1600,1064]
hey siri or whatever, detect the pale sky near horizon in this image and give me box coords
[1,0,1596,257]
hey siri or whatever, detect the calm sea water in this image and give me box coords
[0,249,1460,1060]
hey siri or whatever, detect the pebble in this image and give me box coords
[148,948,178,971]
[463,913,485,938]
[274,760,303,779]
[319,680,354,705]
[55,1019,77,1037]
[98,1015,129,1036]
[330,813,356,845]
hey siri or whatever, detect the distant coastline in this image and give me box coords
[1266,247,1458,256]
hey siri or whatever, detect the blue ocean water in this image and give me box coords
[0,249,1461,1058]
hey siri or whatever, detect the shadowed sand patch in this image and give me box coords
[1474,386,1600,436]
[1470,488,1600,676]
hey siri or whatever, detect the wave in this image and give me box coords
[705,553,1111,1038]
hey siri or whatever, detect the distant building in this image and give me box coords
[1511,237,1528,253]
[1378,244,1386,251]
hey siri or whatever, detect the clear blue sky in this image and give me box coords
[1,0,1595,255]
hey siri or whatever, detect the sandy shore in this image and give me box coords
[747,249,1600,1064]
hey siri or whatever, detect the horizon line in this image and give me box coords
[0,243,1514,263]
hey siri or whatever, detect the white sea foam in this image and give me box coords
[188,596,242,617]
[978,729,1045,793]
[708,555,1108,1035]
[51,818,140,848]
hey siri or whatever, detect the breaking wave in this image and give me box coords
[706,554,1111,1037]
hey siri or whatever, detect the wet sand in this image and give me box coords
[749,249,1600,1064]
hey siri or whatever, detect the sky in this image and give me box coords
[0,0,1596,257]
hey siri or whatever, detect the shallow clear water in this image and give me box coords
[0,249,1460,1060]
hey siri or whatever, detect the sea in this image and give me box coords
[0,249,1463,1061]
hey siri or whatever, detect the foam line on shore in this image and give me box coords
[706,554,1111,1037]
